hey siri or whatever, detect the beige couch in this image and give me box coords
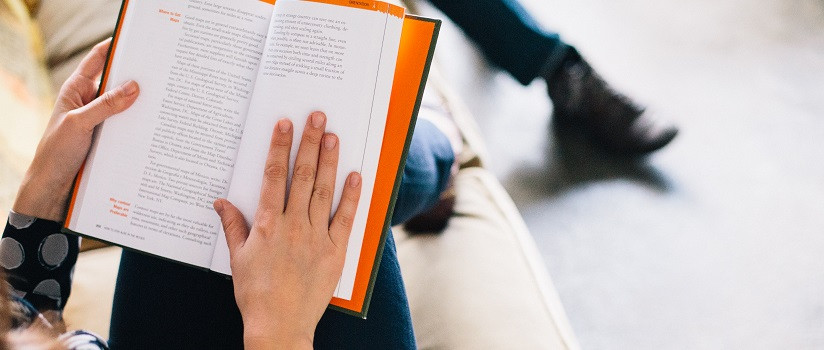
[4,0,581,348]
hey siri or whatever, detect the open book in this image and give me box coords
[63,0,439,317]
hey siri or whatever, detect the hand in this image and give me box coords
[13,38,140,221]
[213,112,362,349]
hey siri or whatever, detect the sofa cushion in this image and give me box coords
[396,168,580,350]
[35,0,121,92]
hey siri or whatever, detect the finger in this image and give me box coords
[256,119,293,222]
[74,38,112,81]
[69,80,139,131]
[63,38,114,105]
[214,199,250,258]
[329,172,361,248]
[309,133,339,228]
[286,112,326,215]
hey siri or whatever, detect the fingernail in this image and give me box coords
[277,119,291,133]
[348,173,361,187]
[121,80,138,95]
[324,134,337,150]
[310,112,325,128]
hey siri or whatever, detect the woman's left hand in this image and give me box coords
[13,38,140,221]
[215,114,362,349]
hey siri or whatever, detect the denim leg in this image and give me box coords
[108,119,454,349]
[427,0,571,85]
[391,118,455,225]
[108,251,244,349]
[313,233,414,349]
[108,234,415,350]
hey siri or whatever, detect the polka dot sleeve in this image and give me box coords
[2,212,79,312]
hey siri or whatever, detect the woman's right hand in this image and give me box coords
[213,112,361,349]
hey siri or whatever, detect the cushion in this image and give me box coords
[396,168,580,349]
[0,0,52,222]
[36,0,121,91]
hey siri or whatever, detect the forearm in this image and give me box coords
[13,173,73,222]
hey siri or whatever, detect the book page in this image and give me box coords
[211,0,404,300]
[66,0,273,267]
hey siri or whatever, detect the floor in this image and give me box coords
[417,0,824,349]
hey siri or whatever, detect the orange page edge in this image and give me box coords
[329,15,440,317]
[261,0,404,18]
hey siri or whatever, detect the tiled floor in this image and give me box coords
[420,0,824,348]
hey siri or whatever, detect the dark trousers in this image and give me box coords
[108,119,454,349]
[427,0,571,85]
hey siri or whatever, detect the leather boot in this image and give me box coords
[546,48,678,154]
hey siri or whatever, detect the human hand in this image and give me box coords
[213,112,362,349]
[13,38,140,221]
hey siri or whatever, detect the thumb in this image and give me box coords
[74,80,140,128]
[214,199,250,257]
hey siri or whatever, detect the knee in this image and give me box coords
[392,120,455,224]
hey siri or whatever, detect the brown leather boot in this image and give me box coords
[546,48,678,154]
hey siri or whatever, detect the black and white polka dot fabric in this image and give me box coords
[3,212,79,311]
[2,212,106,349]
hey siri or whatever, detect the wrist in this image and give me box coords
[12,172,73,222]
[244,329,313,350]
[242,312,315,350]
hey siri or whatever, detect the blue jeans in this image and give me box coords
[107,119,454,349]
[427,0,571,85]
